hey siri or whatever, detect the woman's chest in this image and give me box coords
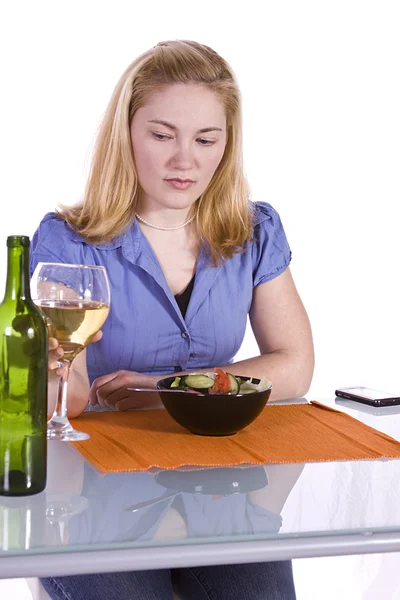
[85,249,254,378]
[155,249,197,296]
[141,233,199,296]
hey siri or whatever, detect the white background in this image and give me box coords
[0,1,399,598]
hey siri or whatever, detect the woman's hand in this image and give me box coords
[46,330,103,418]
[48,337,64,382]
[89,370,162,411]
[47,331,103,382]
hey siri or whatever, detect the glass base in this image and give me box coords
[47,419,90,442]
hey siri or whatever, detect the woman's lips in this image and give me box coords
[164,179,195,191]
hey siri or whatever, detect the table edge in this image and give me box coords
[2,531,400,579]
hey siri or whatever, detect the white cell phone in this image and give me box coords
[335,386,400,407]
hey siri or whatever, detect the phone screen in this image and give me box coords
[340,387,395,400]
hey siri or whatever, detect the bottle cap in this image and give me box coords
[7,236,30,247]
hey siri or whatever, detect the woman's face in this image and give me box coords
[130,84,227,214]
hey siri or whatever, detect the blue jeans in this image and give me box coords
[40,561,296,599]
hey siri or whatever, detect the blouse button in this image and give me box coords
[181,331,189,340]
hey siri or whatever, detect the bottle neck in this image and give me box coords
[3,244,31,302]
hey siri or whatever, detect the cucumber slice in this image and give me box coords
[183,374,215,390]
[227,373,240,394]
[170,376,181,388]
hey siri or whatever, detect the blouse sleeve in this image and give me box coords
[251,202,292,287]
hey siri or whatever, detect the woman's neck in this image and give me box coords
[135,212,195,231]
[135,197,195,229]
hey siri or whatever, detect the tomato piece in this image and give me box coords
[210,368,230,394]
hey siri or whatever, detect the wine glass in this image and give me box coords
[30,262,111,441]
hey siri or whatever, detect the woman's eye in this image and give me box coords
[197,138,215,146]
[152,133,171,141]
[151,132,215,145]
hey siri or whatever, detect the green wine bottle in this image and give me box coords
[0,236,48,496]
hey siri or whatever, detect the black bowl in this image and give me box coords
[157,375,271,436]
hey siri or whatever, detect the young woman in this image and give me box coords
[31,39,314,600]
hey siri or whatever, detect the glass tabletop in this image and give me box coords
[1,396,400,578]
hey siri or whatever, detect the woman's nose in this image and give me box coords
[168,143,195,169]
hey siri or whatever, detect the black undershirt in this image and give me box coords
[174,274,195,317]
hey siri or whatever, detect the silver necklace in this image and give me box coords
[135,213,196,231]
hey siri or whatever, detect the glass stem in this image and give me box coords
[49,360,72,426]
[46,355,89,441]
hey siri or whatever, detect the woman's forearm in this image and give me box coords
[221,349,314,401]
[171,349,314,402]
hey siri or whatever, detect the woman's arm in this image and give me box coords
[222,267,315,401]
[48,346,162,417]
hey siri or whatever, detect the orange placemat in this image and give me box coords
[71,401,400,472]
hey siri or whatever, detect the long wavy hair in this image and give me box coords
[58,40,253,264]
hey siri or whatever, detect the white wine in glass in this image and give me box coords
[30,263,111,442]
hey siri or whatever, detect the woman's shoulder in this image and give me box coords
[32,212,79,245]
[33,212,126,249]
[250,201,288,245]
[251,201,282,227]
[248,201,292,284]
[30,212,87,272]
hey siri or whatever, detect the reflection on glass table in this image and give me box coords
[0,492,88,551]
[335,397,400,417]
[0,492,47,551]
[64,461,304,546]
[125,466,269,512]
[45,495,88,546]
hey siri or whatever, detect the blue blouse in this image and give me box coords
[30,202,291,385]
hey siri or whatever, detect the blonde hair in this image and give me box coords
[58,40,253,264]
